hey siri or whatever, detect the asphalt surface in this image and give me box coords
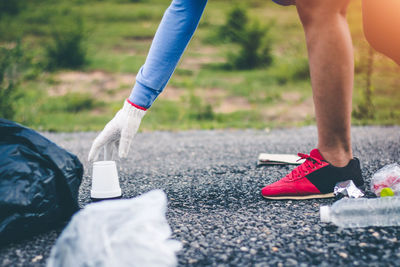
[1,126,400,266]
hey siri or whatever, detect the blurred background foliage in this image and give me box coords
[0,0,398,132]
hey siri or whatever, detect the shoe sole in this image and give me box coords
[262,192,334,200]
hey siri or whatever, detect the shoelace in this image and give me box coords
[287,153,324,180]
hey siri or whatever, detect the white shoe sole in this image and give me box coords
[262,192,335,200]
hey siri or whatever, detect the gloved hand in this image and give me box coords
[88,100,146,162]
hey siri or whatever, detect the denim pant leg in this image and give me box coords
[129,0,208,108]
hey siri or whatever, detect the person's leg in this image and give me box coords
[129,0,208,109]
[261,0,365,200]
[296,0,354,167]
[362,0,400,65]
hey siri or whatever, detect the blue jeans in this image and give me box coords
[128,0,294,109]
[129,0,208,109]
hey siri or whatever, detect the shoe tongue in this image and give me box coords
[309,149,325,161]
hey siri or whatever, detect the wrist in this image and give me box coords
[128,81,159,109]
[123,99,147,120]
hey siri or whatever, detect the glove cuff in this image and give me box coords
[123,99,147,119]
[126,99,147,111]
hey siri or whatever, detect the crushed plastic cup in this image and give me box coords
[90,161,121,199]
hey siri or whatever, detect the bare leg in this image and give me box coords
[296,0,354,167]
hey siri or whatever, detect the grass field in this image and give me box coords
[1,0,399,132]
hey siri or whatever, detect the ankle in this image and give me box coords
[318,148,353,167]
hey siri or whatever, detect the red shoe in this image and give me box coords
[261,149,364,200]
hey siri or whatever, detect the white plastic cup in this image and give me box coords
[91,161,122,199]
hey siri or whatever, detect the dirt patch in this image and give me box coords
[158,86,186,101]
[194,87,228,101]
[281,91,303,102]
[214,96,253,113]
[160,86,252,113]
[262,93,315,123]
[49,72,232,105]
[194,88,252,113]
[49,71,134,102]
[222,76,245,84]
[180,45,225,70]
[179,56,219,70]
[48,71,312,123]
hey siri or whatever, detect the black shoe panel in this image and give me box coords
[306,158,364,194]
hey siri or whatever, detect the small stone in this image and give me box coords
[286,258,298,266]
[220,255,228,261]
[359,242,368,247]
[240,247,249,252]
[369,254,379,260]
[372,232,380,238]
[250,249,257,255]
[250,237,257,242]
[15,249,22,257]
[1,259,11,266]
[380,229,388,234]
[272,247,279,252]
[188,259,198,264]
[192,241,200,249]
[339,252,348,259]
[31,255,43,263]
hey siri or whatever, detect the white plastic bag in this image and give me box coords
[47,190,181,267]
[371,163,400,197]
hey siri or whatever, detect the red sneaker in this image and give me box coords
[261,149,364,200]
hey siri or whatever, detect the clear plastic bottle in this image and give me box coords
[320,197,400,228]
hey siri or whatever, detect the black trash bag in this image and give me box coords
[0,119,83,246]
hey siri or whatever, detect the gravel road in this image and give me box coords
[1,126,400,266]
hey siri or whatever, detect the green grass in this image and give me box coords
[2,0,399,132]
[142,98,267,131]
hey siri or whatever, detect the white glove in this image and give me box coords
[88,100,146,161]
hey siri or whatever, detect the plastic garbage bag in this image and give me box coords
[371,163,400,197]
[0,119,83,245]
[47,190,182,267]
